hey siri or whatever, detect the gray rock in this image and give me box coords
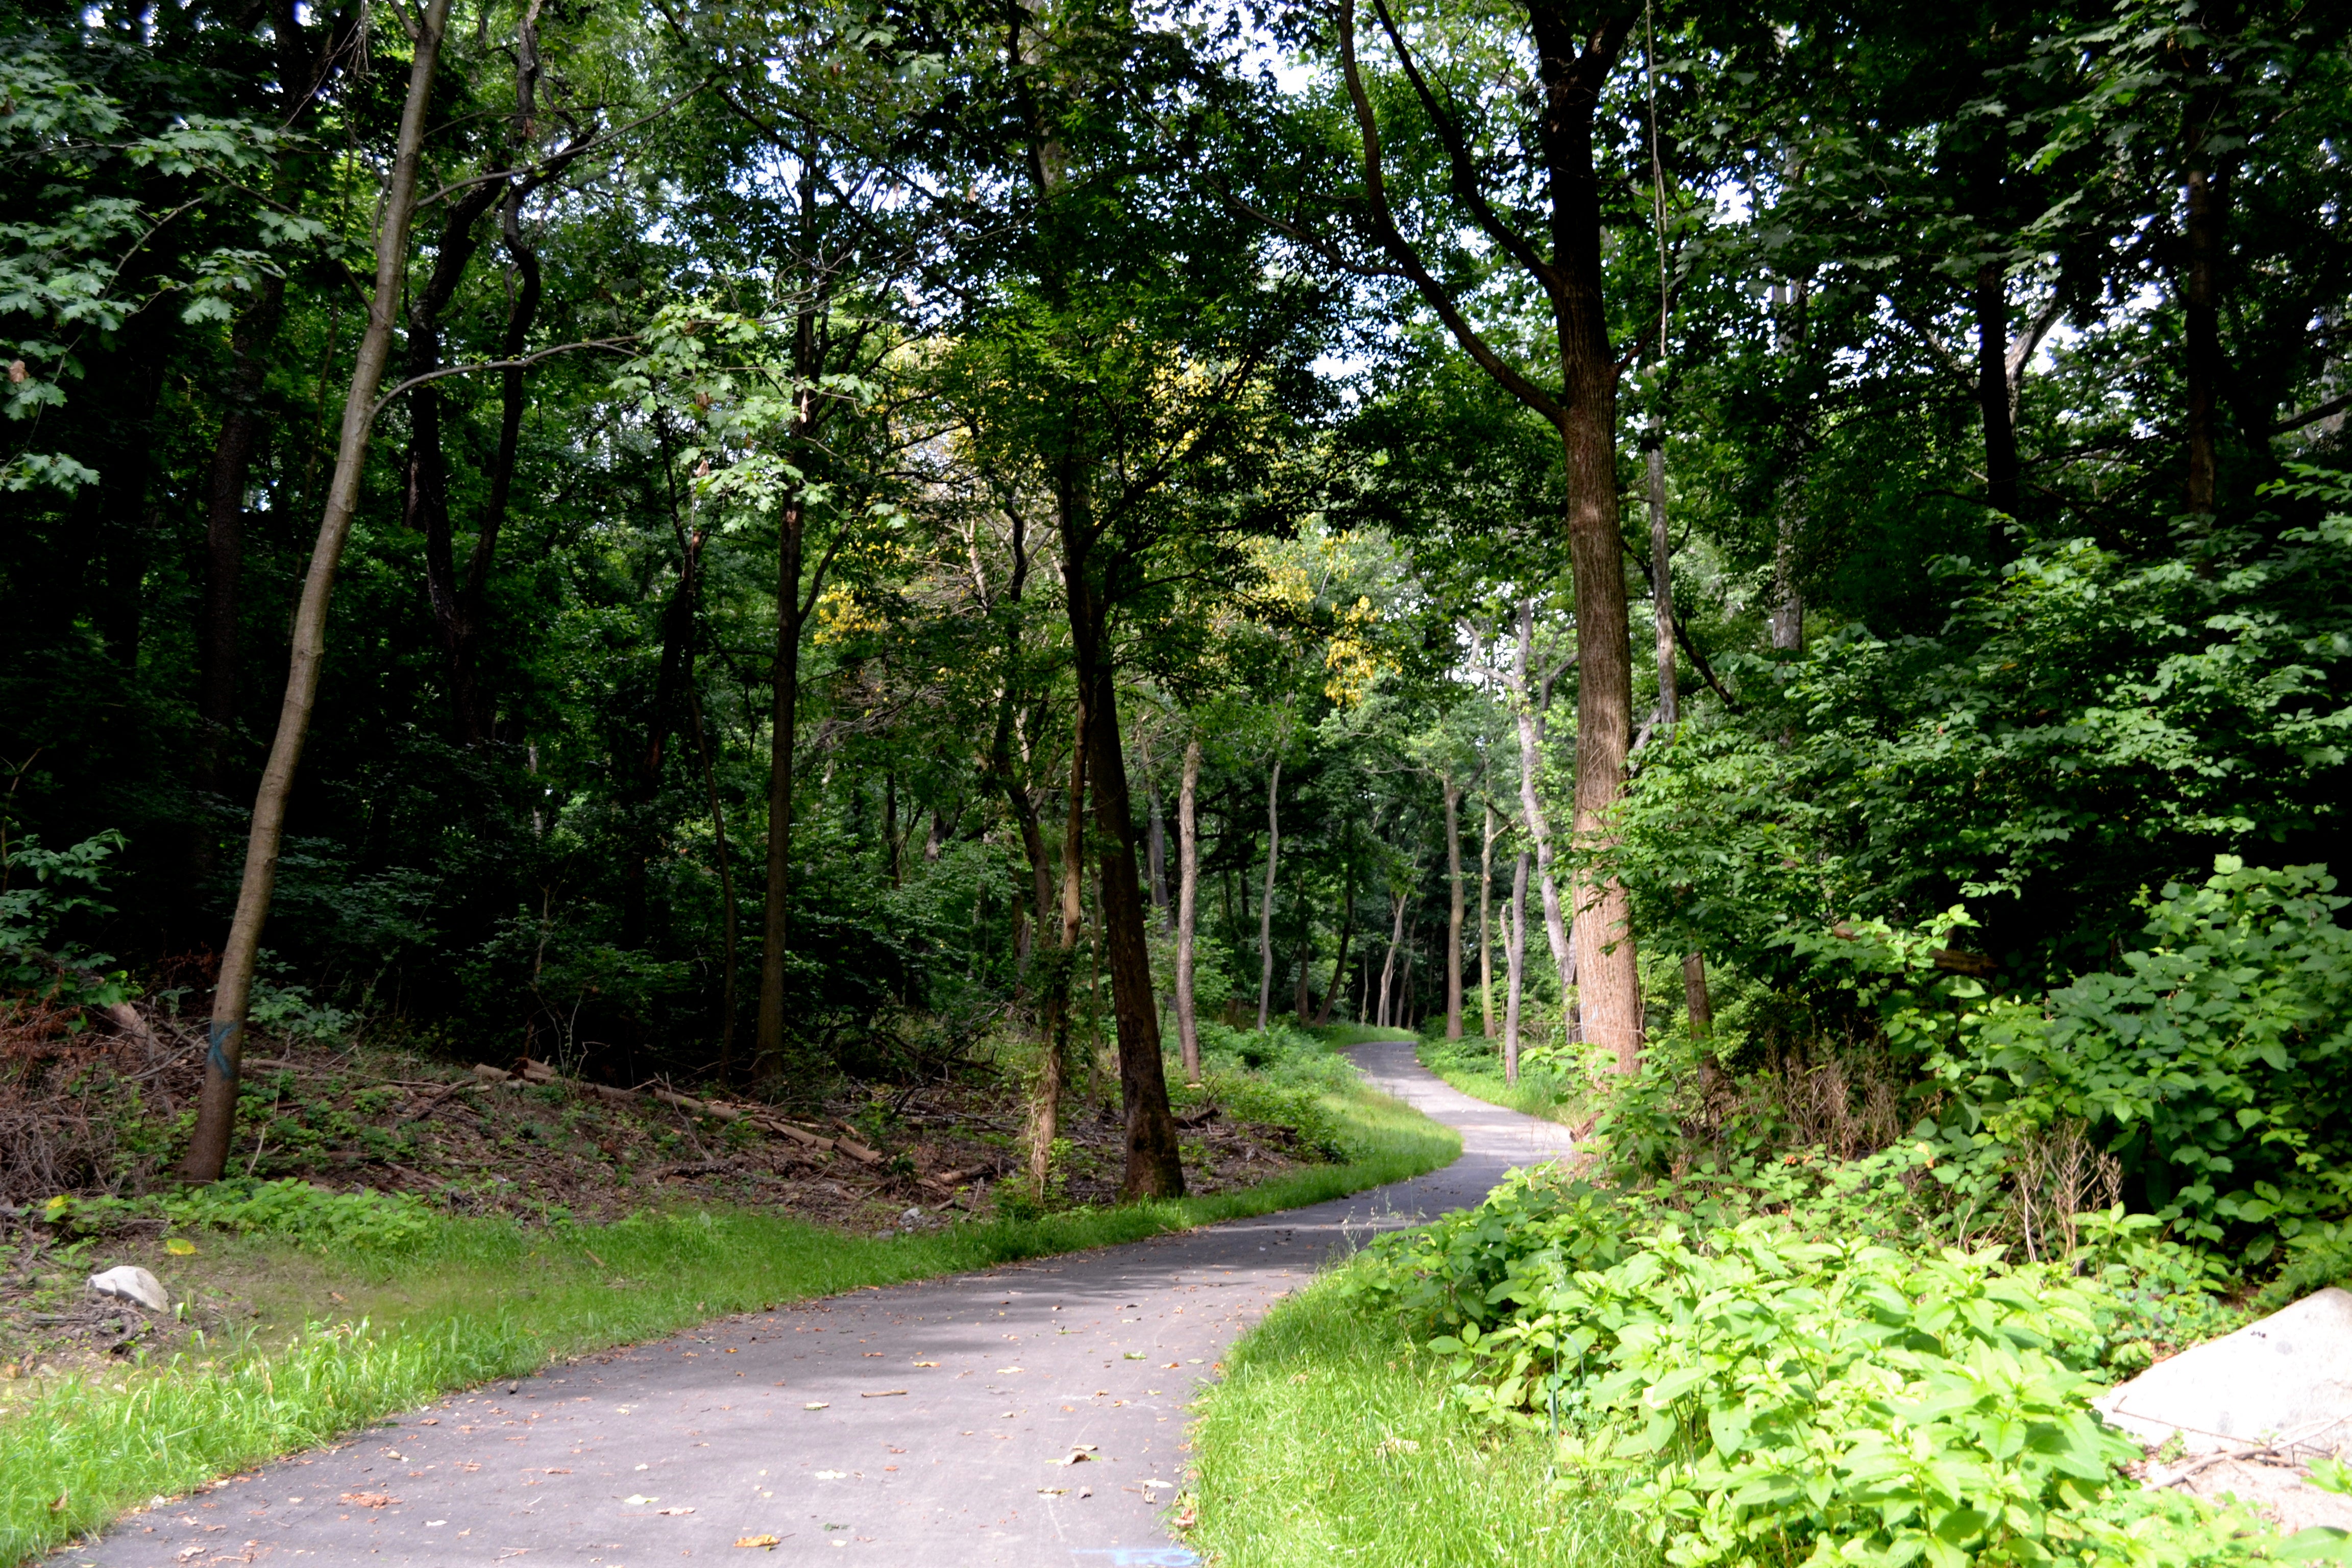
[2095,1285,2352,1458]
[88,1265,170,1313]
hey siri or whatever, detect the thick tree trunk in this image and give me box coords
[183,0,453,1182]
[1444,778,1464,1039]
[1504,849,1530,1083]
[1173,736,1202,1080]
[1479,802,1497,1039]
[1256,755,1281,1031]
[1524,3,1643,1075]
[2184,164,2229,515]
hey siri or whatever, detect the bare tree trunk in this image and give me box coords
[192,276,286,806]
[1317,872,1353,1026]
[1376,889,1406,1029]
[1060,509,1183,1199]
[1683,950,1712,1039]
[1479,800,1496,1038]
[1974,261,2021,520]
[1649,428,1710,1040]
[688,687,739,1077]
[752,462,810,1079]
[1146,762,1170,929]
[1504,849,1530,1084]
[1173,736,1202,1080]
[182,0,453,1182]
[2184,163,2229,516]
[1256,755,1281,1031]
[1513,603,1576,1008]
[1443,778,1464,1038]
[1030,707,1087,1194]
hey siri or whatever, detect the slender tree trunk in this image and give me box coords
[1376,889,1406,1029]
[622,526,704,950]
[1146,770,1170,930]
[2184,163,2229,515]
[689,687,740,1077]
[752,376,817,1080]
[1256,755,1281,1031]
[1683,950,1711,1039]
[1513,603,1576,1009]
[1504,848,1530,1084]
[1030,707,1087,1193]
[1173,736,1202,1080]
[1479,801,1496,1038]
[1649,428,1711,1040]
[1292,910,1312,1023]
[1060,516,1183,1198]
[1974,262,2021,520]
[183,0,453,1182]
[984,507,1055,988]
[1317,872,1353,1026]
[407,180,506,739]
[193,275,287,808]
[1443,778,1464,1039]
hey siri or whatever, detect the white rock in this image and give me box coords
[2095,1286,2352,1457]
[88,1265,170,1313]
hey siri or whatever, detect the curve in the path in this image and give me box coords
[80,1042,1573,1568]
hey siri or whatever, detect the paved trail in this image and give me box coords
[86,1042,1573,1568]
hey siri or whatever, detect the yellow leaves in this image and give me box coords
[1324,595,1388,708]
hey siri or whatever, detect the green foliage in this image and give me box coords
[1610,504,2352,984]
[1916,861,2352,1251]
[158,1179,437,1251]
[0,827,132,1009]
[1349,1169,2352,1567]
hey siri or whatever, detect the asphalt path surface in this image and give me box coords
[82,1041,1574,1568]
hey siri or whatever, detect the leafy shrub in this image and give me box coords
[0,827,133,1011]
[1921,860,2352,1251]
[1350,1169,2352,1567]
[160,1178,435,1251]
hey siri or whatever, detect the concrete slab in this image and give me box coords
[2096,1285,2352,1458]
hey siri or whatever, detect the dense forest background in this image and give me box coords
[4,0,2348,1215]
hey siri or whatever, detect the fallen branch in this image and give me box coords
[487,1060,884,1165]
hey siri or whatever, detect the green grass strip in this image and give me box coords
[1187,1258,1651,1568]
[2,1085,1456,1565]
